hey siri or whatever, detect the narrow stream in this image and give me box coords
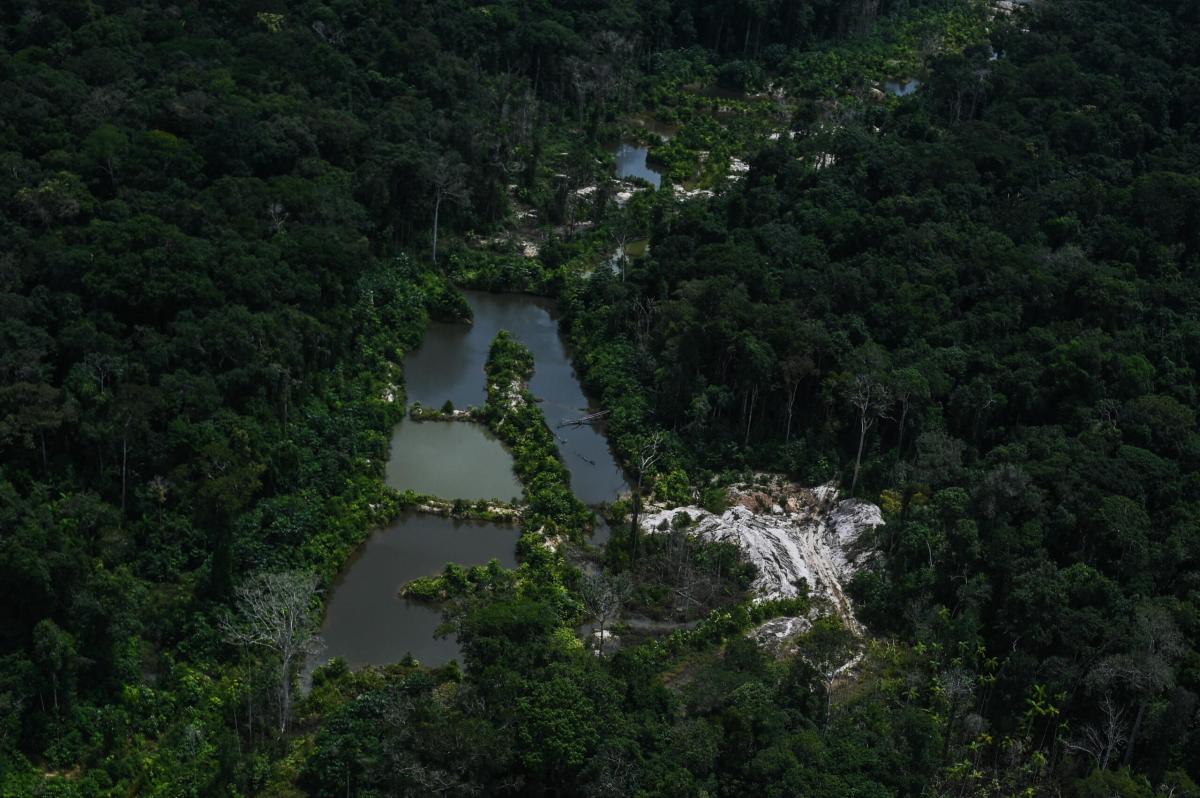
[313,290,628,673]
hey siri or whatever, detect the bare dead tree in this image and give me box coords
[423,155,470,265]
[938,668,976,763]
[583,742,640,797]
[580,571,632,656]
[670,554,709,618]
[801,618,858,733]
[310,20,344,46]
[267,202,288,234]
[1086,604,1184,768]
[0,691,22,749]
[610,226,630,281]
[632,296,656,348]
[1122,606,1184,766]
[629,432,665,558]
[847,374,891,494]
[149,475,169,526]
[889,366,929,462]
[779,354,815,443]
[82,352,125,396]
[221,570,323,734]
[1065,694,1127,771]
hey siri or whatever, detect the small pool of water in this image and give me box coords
[614,143,662,188]
[884,78,922,97]
[592,516,616,546]
[385,420,522,502]
[311,513,520,672]
[629,114,680,141]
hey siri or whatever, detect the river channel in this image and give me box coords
[311,290,627,673]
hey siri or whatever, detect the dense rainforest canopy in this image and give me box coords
[1,0,1198,795]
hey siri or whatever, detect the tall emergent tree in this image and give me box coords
[222,570,323,733]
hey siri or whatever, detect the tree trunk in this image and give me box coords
[785,383,799,442]
[941,702,959,763]
[744,385,757,446]
[822,679,832,733]
[851,417,868,494]
[1123,700,1147,767]
[247,681,254,746]
[279,655,292,734]
[630,471,643,558]
[431,192,442,265]
[121,436,128,515]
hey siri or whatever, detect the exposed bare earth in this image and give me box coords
[641,477,884,651]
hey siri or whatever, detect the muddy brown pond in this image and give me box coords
[385,420,522,502]
[312,291,627,673]
[311,514,520,673]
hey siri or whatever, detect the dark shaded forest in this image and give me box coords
[563,0,1200,793]
[1,0,1198,795]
